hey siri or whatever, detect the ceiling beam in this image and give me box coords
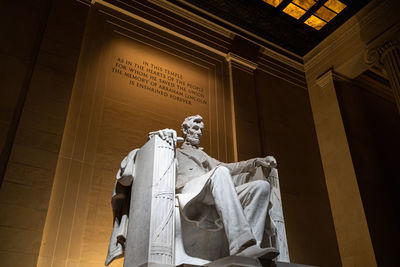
[299,0,328,23]
[277,0,291,11]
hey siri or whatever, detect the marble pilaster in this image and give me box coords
[307,70,377,267]
[225,52,261,162]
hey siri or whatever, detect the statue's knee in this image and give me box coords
[252,180,270,195]
[215,166,230,176]
[212,166,232,186]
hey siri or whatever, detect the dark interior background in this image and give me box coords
[335,74,400,267]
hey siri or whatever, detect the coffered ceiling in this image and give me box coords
[168,0,372,56]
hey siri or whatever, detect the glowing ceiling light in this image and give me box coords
[292,0,316,11]
[263,0,284,7]
[324,0,346,13]
[283,3,306,19]
[314,6,337,22]
[304,15,327,30]
[262,0,347,31]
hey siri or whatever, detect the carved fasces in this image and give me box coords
[148,135,176,265]
[121,135,178,267]
[146,130,184,265]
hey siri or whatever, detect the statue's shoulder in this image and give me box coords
[177,143,191,152]
[177,147,189,157]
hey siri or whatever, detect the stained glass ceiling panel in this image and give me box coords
[315,6,337,22]
[263,0,347,30]
[263,0,284,7]
[292,0,316,10]
[324,0,347,13]
[283,3,307,19]
[305,15,327,30]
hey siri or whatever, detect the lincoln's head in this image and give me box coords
[181,115,204,147]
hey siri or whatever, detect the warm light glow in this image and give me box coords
[324,0,346,13]
[283,3,306,19]
[292,0,316,11]
[263,0,347,30]
[314,6,337,22]
[263,0,284,7]
[304,15,327,30]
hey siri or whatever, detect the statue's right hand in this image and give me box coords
[157,128,177,142]
[148,128,182,146]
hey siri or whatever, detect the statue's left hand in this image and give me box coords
[254,156,277,169]
[265,156,277,168]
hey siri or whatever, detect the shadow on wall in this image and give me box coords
[335,74,400,267]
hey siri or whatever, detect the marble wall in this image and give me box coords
[254,70,341,267]
[0,1,89,266]
[37,3,233,266]
[0,1,345,267]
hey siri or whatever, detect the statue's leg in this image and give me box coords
[208,166,256,255]
[236,180,271,246]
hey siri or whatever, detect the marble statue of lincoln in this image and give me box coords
[105,114,282,265]
[172,115,279,258]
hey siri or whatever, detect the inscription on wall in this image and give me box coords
[112,57,207,105]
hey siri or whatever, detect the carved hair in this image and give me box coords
[181,115,204,135]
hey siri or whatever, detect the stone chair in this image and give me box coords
[106,135,289,267]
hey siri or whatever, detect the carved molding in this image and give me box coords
[95,0,227,56]
[259,47,304,72]
[257,54,307,90]
[226,52,258,71]
[148,0,235,39]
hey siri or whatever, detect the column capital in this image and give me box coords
[365,40,400,67]
[379,40,400,59]
[367,39,400,114]
[315,69,334,88]
[316,69,350,88]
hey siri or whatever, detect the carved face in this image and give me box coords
[184,121,203,146]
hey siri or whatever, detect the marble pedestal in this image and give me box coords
[178,256,316,267]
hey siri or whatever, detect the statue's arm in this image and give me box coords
[111,148,140,220]
[210,155,277,176]
[219,158,258,175]
[106,149,139,266]
[116,148,140,186]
